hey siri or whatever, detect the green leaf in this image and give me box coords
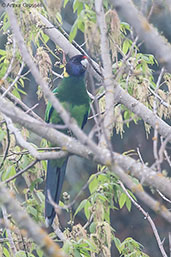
[98,173,107,182]
[0,129,6,141]
[124,110,131,127]
[3,247,10,257]
[30,178,43,192]
[81,239,96,251]
[77,19,85,33]
[27,205,38,218]
[113,237,122,253]
[69,20,78,42]
[0,61,8,78]
[73,0,79,12]
[74,199,87,217]
[2,13,10,32]
[36,191,45,203]
[0,49,6,56]
[89,175,98,194]
[89,222,96,233]
[77,2,84,15]
[0,55,6,63]
[63,0,69,8]
[97,194,108,202]
[73,0,83,14]
[103,0,109,9]
[42,160,47,171]
[18,78,24,88]
[120,22,131,33]
[122,39,131,55]
[73,249,82,257]
[118,193,126,208]
[56,12,62,24]
[12,88,21,99]
[128,190,137,201]
[36,248,43,257]
[104,207,110,223]
[16,251,35,257]
[63,241,72,253]
[84,200,91,219]
[1,166,16,181]
[15,86,27,95]
[126,197,132,211]
[41,32,49,44]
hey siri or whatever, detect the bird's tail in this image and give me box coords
[45,159,68,226]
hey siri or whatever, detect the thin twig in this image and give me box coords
[54,227,67,242]
[0,85,43,122]
[4,116,40,157]
[119,180,168,257]
[1,206,17,256]
[1,61,25,98]
[0,147,62,158]
[4,159,38,184]
[148,86,170,108]
[64,170,105,210]
[169,232,171,257]
[0,122,10,170]
[25,103,39,115]
[136,147,145,165]
[152,67,165,172]
[20,234,29,257]
[157,190,171,204]
[1,36,16,81]
[95,0,115,144]
[158,136,171,167]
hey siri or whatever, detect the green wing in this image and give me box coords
[45,83,90,129]
[45,88,61,124]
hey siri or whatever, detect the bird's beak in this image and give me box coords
[81,58,89,69]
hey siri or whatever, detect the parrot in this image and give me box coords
[44,54,90,226]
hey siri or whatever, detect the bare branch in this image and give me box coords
[95,0,115,144]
